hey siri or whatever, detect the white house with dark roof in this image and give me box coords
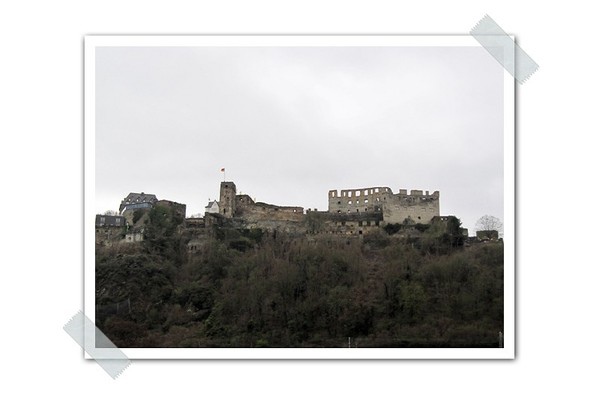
[204,200,220,215]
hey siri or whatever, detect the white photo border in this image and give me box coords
[85,35,515,360]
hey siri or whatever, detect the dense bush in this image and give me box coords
[96,225,503,348]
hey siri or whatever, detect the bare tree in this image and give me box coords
[475,215,503,232]
[104,210,118,216]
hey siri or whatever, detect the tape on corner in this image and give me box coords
[471,14,539,84]
[64,311,131,379]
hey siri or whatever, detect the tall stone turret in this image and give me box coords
[219,181,237,218]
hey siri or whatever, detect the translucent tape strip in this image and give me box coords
[471,14,539,84]
[64,311,131,379]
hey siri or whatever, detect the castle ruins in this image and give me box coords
[96,181,442,247]
[209,181,440,236]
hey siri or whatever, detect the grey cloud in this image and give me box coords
[95,45,505,233]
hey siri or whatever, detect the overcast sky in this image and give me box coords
[95,45,505,234]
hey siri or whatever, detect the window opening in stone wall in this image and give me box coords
[364,199,369,203]
[358,221,363,226]
[348,200,352,205]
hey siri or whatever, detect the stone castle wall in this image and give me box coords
[328,186,390,214]
[310,210,384,236]
[382,190,440,224]
[215,181,441,235]
[156,199,187,220]
[329,186,439,224]
[219,182,237,218]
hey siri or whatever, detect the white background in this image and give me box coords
[0,1,596,397]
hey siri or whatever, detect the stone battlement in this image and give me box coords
[216,181,440,234]
[327,185,439,224]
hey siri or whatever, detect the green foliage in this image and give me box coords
[143,205,185,260]
[243,228,264,243]
[383,223,401,235]
[363,229,390,248]
[417,216,464,255]
[384,222,429,235]
[305,212,325,233]
[96,224,504,348]
[414,223,429,233]
[132,209,146,224]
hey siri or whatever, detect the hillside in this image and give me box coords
[95,208,503,348]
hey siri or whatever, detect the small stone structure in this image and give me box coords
[124,229,144,243]
[476,230,499,241]
[95,214,126,227]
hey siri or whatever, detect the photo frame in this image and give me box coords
[85,35,514,359]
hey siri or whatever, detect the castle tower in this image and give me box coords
[219,181,237,218]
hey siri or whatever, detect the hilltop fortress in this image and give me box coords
[210,181,439,236]
[96,180,444,247]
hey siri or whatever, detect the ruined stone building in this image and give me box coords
[96,181,442,247]
[328,186,439,224]
[212,181,440,235]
